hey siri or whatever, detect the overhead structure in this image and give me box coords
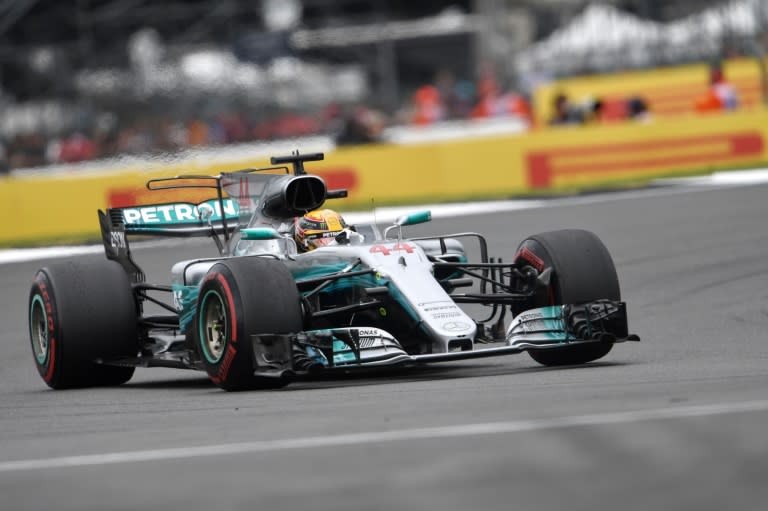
[516,0,768,78]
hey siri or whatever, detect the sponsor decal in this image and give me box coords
[510,307,564,335]
[527,132,764,188]
[423,305,458,312]
[517,311,545,322]
[515,247,544,272]
[431,312,461,319]
[121,199,239,226]
[356,328,381,337]
[520,319,549,333]
[442,321,471,332]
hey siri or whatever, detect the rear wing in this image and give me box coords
[98,197,241,283]
[98,174,239,282]
[98,151,347,282]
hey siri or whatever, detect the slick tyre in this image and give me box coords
[28,259,139,389]
[514,229,620,366]
[195,257,303,391]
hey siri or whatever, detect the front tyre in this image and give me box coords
[195,257,303,391]
[514,229,620,366]
[28,259,138,389]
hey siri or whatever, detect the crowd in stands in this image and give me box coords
[0,105,385,173]
[0,66,538,173]
[548,93,653,125]
[406,69,532,127]
[548,62,739,127]
[0,62,742,174]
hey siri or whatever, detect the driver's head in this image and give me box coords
[294,209,348,252]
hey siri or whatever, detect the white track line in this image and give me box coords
[0,245,105,264]
[1,399,767,473]
[656,167,768,186]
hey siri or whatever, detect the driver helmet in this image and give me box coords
[294,209,348,252]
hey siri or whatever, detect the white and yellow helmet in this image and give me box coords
[294,209,348,252]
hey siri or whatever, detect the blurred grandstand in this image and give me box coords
[1,0,766,172]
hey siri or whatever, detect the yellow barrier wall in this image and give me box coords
[2,107,767,245]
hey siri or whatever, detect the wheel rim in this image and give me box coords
[29,295,49,365]
[199,290,227,364]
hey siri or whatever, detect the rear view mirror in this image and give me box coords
[395,211,432,227]
[384,210,432,239]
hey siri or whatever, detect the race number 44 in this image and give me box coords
[369,242,414,256]
[110,231,126,249]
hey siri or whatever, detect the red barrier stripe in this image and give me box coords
[527,132,764,188]
[314,168,358,191]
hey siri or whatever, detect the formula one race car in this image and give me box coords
[28,152,639,391]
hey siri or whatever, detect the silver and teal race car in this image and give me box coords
[28,152,639,391]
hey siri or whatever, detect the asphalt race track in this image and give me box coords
[1,182,767,511]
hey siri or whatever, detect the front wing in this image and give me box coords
[250,300,640,378]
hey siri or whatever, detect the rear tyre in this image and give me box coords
[513,229,620,366]
[195,257,303,391]
[28,259,138,389]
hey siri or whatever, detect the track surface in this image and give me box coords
[1,183,767,510]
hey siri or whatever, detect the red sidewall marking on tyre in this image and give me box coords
[36,278,58,383]
[212,344,238,385]
[44,339,57,383]
[515,246,545,272]
[215,273,237,343]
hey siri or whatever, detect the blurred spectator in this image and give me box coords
[471,89,533,126]
[411,84,445,125]
[434,70,473,120]
[8,134,48,168]
[549,93,582,125]
[581,97,605,124]
[56,132,96,163]
[220,113,248,144]
[187,119,209,146]
[626,96,652,122]
[710,64,738,110]
[117,126,152,154]
[337,105,384,145]
[163,121,188,149]
[469,66,500,119]
[695,62,738,112]
[319,102,346,137]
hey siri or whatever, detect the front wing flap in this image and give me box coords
[250,300,639,377]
